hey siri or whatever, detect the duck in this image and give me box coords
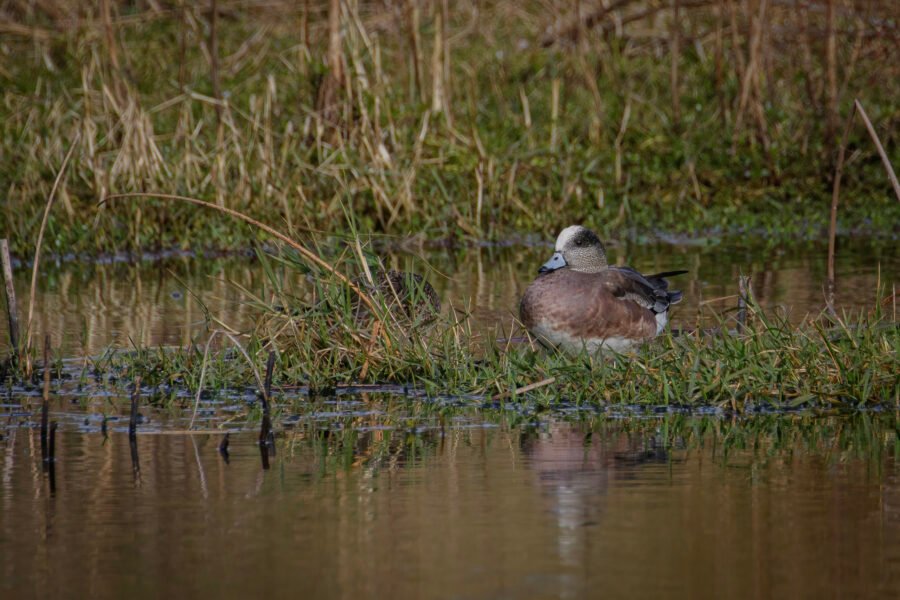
[519,225,686,354]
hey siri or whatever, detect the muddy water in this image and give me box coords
[1,239,899,598]
[2,237,896,355]
[2,412,899,599]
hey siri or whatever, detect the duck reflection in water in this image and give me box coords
[521,421,679,566]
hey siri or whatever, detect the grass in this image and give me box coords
[1,2,896,413]
[26,234,891,413]
[1,1,899,258]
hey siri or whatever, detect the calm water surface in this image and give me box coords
[3,237,896,355]
[2,411,899,599]
[1,238,898,598]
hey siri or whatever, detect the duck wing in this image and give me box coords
[606,267,687,313]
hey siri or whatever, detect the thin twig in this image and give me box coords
[493,377,556,401]
[189,330,220,429]
[101,193,383,319]
[827,103,857,313]
[854,100,900,202]
[26,135,79,364]
[129,375,142,438]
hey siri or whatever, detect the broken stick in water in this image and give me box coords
[40,334,50,461]
[129,377,142,483]
[218,432,230,464]
[258,351,276,469]
[48,421,57,495]
[129,376,142,439]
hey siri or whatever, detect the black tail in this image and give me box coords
[647,270,689,279]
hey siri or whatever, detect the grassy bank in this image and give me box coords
[2,1,899,257]
[20,240,890,412]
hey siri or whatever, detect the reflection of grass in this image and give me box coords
[2,2,899,256]
[234,412,900,473]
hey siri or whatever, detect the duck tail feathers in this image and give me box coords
[648,270,689,279]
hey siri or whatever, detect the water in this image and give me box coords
[2,412,899,598]
[2,237,896,355]
[1,238,898,597]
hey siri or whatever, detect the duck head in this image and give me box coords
[539,225,609,274]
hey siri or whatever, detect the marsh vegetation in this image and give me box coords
[1,5,899,598]
[1,0,898,256]
[1,1,898,410]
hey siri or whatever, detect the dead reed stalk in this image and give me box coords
[670,0,681,127]
[0,239,18,354]
[405,0,424,102]
[317,0,345,120]
[827,104,854,313]
[25,136,78,374]
[259,350,276,456]
[102,193,383,322]
[209,0,222,123]
[854,100,900,202]
[828,98,900,312]
[129,375,141,438]
[825,0,839,141]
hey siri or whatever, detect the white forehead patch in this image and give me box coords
[555,225,584,251]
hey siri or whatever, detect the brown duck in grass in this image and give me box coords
[520,225,686,354]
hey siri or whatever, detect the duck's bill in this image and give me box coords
[539,252,567,273]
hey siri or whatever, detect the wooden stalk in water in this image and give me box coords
[48,421,57,495]
[0,239,18,353]
[263,350,276,404]
[129,376,141,439]
[218,433,230,464]
[259,351,276,461]
[41,334,51,460]
[130,433,141,483]
[48,421,57,463]
[128,377,142,480]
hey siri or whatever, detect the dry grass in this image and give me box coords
[0,0,897,257]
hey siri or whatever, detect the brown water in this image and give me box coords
[2,237,896,355]
[2,239,899,598]
[2,411,900,599]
